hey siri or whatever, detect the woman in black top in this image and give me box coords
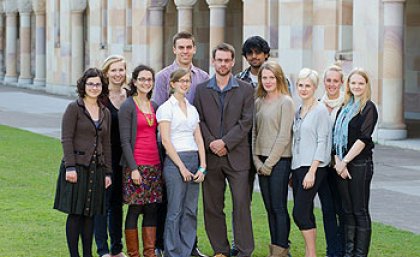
[333,68,378,257]
[94,55,129,257]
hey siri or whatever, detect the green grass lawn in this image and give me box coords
[1,125,419,256]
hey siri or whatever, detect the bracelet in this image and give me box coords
[198,166,207,175]
[343,159,349,164]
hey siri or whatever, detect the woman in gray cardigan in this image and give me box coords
[291,68,332,257]
[119,65,163,257]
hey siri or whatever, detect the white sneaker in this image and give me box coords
[155,248,164,257]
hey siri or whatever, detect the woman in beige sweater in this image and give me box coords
[252,61,295,257]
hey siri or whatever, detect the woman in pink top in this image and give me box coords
[119,65,163,257]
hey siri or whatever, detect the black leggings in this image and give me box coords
[66,214,94,257]
[336,159,373,230]
[292,166,327,230]
[125,203,158,229]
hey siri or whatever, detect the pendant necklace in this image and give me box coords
[134,96,154,127]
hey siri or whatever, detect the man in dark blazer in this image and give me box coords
[194,43,254,257]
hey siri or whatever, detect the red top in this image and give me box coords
[133,105,160,165]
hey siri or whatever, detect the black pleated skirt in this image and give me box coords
[53,160,106,217]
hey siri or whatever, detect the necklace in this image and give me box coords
[133,96,154,127]
[300,98,317,118]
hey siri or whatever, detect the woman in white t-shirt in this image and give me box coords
[156,68,206,257]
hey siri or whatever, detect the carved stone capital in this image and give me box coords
[71,0,87,12]
[5,0,18,14]
[382,0,406,3]
[149,0,169,8]
[18,0,32,13]
[32,0,46,14]
[174,0,198,7]
[205,0,229,7]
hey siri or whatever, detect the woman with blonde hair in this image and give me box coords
[318,64,345,257]
[252,61,294,257]
[333,68,378,257]
[292,68,331,257]
[94,55,129,257]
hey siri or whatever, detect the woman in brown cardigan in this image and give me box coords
[54,68,112,257]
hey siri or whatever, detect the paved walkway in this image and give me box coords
[1,85,420,234]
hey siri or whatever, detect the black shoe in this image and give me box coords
[191,247,208,257]
[230,247,239,257]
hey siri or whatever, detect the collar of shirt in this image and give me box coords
[237,67,258,88]
[206,75,239,93]
[172,60,200,75]
[168,94,191,106]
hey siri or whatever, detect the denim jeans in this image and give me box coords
[94,165,124,256]
[258,157,291,249]
[163,151,199,257]
[318,167,344,256]
[336,158,373,255]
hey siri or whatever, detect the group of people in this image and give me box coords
[53,31,378,257]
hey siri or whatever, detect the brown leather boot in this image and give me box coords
[125,229,141,257]
[142,227,157,257]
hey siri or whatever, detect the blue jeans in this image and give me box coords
[94,165,124,256]
[258,157,291,249]
[318,167,344,256]
[163,151,199,257]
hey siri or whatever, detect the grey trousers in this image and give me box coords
[203,157,254,257]
[163,151,199,257]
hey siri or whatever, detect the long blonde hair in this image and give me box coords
[256,61,289,98]
[344,68,372,113]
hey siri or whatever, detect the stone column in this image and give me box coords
[379,0,407,140]
[18,0,33,85]
[32,0,46,86]
[174,0,197,33]
[70,1,87,85]
[0,1,5,81]
[4,0,18,83]
[148,0,168,71]
[206,0,229,74]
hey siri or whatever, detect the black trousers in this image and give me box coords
[292,166,327,230]
[336,158,373,255]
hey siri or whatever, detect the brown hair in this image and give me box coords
[173,31,196,47]
[256,61,289,98]
[212,42,235,60]
[76,68,109,101]
[169,68,191,95]
[128,64,155,99]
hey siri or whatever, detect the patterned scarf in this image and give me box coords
[333,97,360,159]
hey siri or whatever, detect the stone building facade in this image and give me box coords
[0,0,419,140]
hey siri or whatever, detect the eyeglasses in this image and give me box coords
[177,79,191,84]
[86,82,102,88]
[214,58,233,64]
[137,77,154,83]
